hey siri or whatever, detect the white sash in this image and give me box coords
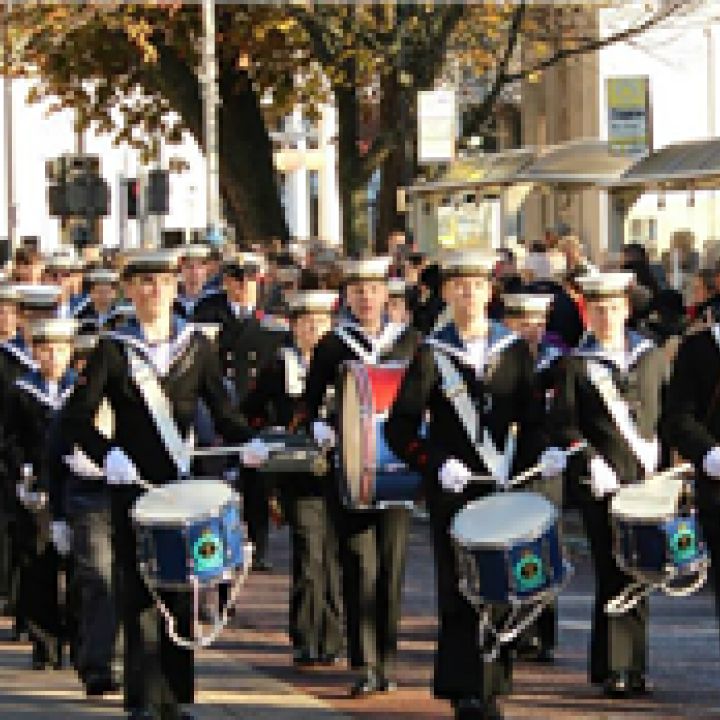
[433,349,508,482]
[335,322,406,364]
[281,347,306,397]
[126,347,191,477]
[585,360,657,474]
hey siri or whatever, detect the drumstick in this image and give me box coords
[508,440,589,489]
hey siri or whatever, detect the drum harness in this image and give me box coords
[432,343,583,662]
[124,342,254,650]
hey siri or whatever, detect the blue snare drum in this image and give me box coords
[610,477,706,583]
[132,479,244,589]
[339,362,421,509]
[450,491,567,605]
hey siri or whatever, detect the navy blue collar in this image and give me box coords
[576,330,655,370]
[115,314,187,345]
[16,368,77,409]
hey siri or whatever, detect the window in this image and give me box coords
[309,170,320,240]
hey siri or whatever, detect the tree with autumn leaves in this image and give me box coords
[2,1,694,253]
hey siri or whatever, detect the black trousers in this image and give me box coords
[696,492,720,657]
[577,489,647,684]
[283,484,343,658]
[112,489,193,716]
[242,469,270,565]
[69,491,121,681]
[338,503,410,675]
[429,487,512,703]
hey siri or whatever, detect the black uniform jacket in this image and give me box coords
[74,299,118,333]
[59,317,253,486]
[550,331,666,488]
[385,320,544,488]
[301,317,421,427]
[661,325,720,504]
[193,291,289,404]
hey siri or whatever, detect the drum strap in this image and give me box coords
[432,349,506,481]
[126,347,191,477]
[585,360,657,474]
[281,347,306,397]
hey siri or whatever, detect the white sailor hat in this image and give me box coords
[440,249,498,279]
[388,278,407,297]
[44,251,84,273]
[287,290,338,316]
[16,284,62,310]
[222,251,263,279]
[502,293,554,317]
[575,271,634,299]
[0,284,19,304]
[29,317,77,343]
[122,249,181,278]
[179,244,212,261]
[522,250,567,280]
[85,268,120,286]
[340,256,392,282]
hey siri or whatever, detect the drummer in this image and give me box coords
[550,271,666,697]
[243,289,343,667]
[501,292,561,662]
[4,318,78,672]
[385,250,559,720]
[60,249,265,720]
[301,256,420,697]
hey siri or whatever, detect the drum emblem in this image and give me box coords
[513,549,546,593]
[193,529,224,572]
[670,522,697,564]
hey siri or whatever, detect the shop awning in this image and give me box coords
[514,138,640,187]
[610,138,720,191]
[406,148,536,196]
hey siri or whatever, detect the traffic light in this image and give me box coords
[146,169,169,215]
[125,178,139,219]
[46,154,109,218]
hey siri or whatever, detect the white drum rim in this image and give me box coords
[450,491,558,550]
[610,483,683,523]
[132,479,239,527]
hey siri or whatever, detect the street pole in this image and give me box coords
[3,0,16,256]
[202,0,222,246]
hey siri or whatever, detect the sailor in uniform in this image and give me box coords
[75,268,120,332]
[5,318,78,671]
[193,252,289,572]
[301,256,421,697]
[173,245,213,321]
[549,272,665,697]
[501,292,562,663]
[387,278,411,326]
[661,291,720,667]
[60,249,265,720]
[243,290,343,666]
[42,252,86,319]
[385,251,559,720]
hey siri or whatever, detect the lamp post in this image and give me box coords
[3,0,15,254]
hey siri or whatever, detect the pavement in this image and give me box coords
[1,515,720,719]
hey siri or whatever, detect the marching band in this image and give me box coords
[0,240,717,720]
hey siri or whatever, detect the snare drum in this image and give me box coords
[450,491,567,605]
[338,361,421,509]
[132,479,245,590]
[610,476,706,583]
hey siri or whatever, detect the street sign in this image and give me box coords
[607,77,652,156]
[417,89,457,165]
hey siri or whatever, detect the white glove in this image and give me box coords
[589,456,620,499]
[439,458,473,494]
[51,520,72,556]
[703,446,720,479]
[16,484,28,505]
[104,447,141,486]
[240,438,270,469]
[312,420,336,448]
[637,437,660,475]
[539,447,568,479]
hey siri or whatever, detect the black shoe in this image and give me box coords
[252,558,273,572]
[454,697,503,720]
[349,670,381,698]
[316,652,342,666]
[378,676,398,693]
[293,649,317,668]
[31,642,48,671]
[603,671,630,698]
[85,671,120,696]
[629,672,654,696]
